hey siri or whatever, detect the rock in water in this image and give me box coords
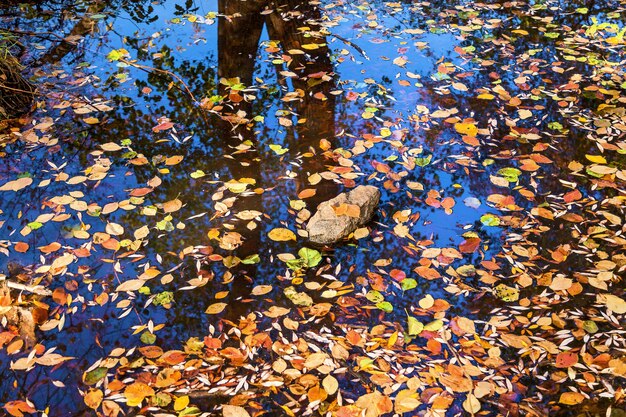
[306,185,381,244]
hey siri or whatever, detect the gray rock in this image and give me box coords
[306,185,381,245]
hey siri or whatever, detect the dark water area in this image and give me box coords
[0,0,625,416]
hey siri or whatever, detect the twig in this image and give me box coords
[1,28,68,42]
[119,58,199,103]
[0,83,38,95]
[330,33,369,60]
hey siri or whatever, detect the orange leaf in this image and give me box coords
[124,382,154,407]
[298,188,316,199]
[38,242,61,254]
[4,400,36,417]
[559,392,585,405]
[14,242,29,253]
[163,198,182,213]
[555,351,578,368]
[84,389,104,409]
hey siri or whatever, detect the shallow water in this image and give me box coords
[1,0,625,416]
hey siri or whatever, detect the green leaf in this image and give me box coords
[241,254,260,264]
[27,221,43,230]
[190,170,206,179]
[298,247,322,268]
[456,264,476,277]
[141,331,157,344]
[480,213,501,226]
[154,291,174,306]
[583,320,598,333]
[497,167,521,182]
[83,367,108,385]
[286,258,306,271]
[366,290,384,303]
[179,407,202,417]
[548,121,564,131]
[284,286,313,307]
[415,154,432,167]
[401,278,417,291]
[269,144,289,155]
[156,216,174,232]
[376,301,393,312]
[106,48,129,62]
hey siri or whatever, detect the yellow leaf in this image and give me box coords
[418,294,434,309]
[322,375,339,395]
[308,173,322,185]
[174,395,189,411]
[597,294,626,314]
[205,303,227,314]
[115,279,144,292]
[387,331,399,348]
[463,394,481,413]
[84,389,103,409]
[268,228,296,241]
[304,352,328,369]
[395,389,421,413]
[454,121,478,137]
[494,283,519,302]
[585,154,607,164]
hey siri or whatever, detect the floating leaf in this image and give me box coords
[268,228,296,241]
[376,301,393,312]
[205,303,227,314]
[407,316,424,336]
[454,120,478,137]
[400,278,417,291]
[124,382,154,407]
[298,247,322,268]
[222,405,251,417]
[480,213,501,226]
[0,177,32,192]
[494,284,519,302]
[269,144,289,155]
[83,367,108,385]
